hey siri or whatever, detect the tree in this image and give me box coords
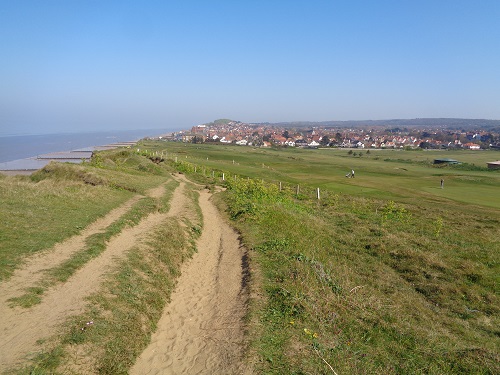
[422,131,432,138]
[192,136,204,144]
[283,130,289,139]
[320,136,330,146]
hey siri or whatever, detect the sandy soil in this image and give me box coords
[130,183,249,374]
[0,176,249,374]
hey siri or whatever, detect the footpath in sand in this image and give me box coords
[0,175,249,373]
[131,177,250,374]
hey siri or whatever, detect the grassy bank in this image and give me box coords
[221,178,498,374]
[1,149,204,374]
[151,141,499,374]
[1,142,498,373]
[0,151,171,281]
[8,178,180,308]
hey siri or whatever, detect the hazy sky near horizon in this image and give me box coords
[1,0,499,135]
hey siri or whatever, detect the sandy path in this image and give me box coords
[0,184,165,304]
[0,195,142,303]
[130,187,249,375]
[0,181,187,372]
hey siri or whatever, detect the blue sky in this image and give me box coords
[1,0,499,134]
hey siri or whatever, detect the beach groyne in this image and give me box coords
[0,142,137,175]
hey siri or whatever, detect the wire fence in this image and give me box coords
[135,148,336,201]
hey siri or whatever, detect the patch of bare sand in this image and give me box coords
[146,183,166,199]
[0,181,188,372]
[130,187,250,375]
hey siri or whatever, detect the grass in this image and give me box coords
[0,173,129,281]
[0,150,172,282]
[7,151,203,374]
[143,141,499,374]
[8,192,172,308]
[6,153,180,308]
[219,176,499,374]
[141,141,500,207]
[2,142,499,374]
[68,216,198,375]
[15,216,198,374]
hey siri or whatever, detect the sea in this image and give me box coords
[0,128,175,165]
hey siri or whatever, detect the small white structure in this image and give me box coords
[308,140,320,147]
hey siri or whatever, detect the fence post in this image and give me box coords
[212,171,215,178]
[175,156,178,163]
[222,173,225,181]
[317,188,320,200]
[279,181,282,191]
[296,185,300,195]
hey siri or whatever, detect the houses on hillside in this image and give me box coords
[169,121,499,151]
[463,142,481,150]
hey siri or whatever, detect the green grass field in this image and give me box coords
[144,142,500,208]
[144,141,499,374]
[1,142,498,374]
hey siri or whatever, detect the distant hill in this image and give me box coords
[254,118,500,131]
[203,119,239,126]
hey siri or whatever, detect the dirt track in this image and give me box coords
[131,185,249,374]
[0,175,249,373]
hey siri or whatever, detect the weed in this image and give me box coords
[380,200,412,224]
[434,216,444,237]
